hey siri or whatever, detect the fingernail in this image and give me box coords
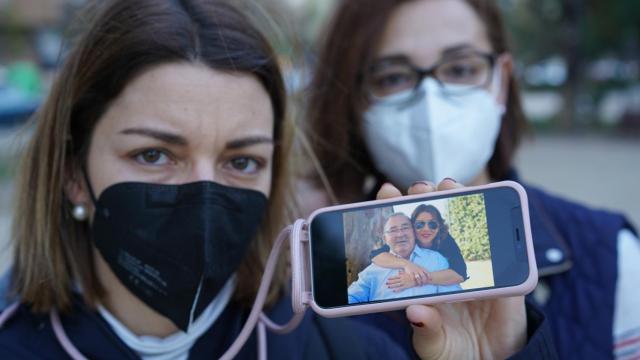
[443,177,457,183]
[411,322,424,327]
[411,180,434,188]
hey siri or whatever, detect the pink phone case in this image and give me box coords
[291,180,538,318]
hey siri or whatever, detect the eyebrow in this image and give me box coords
[440,43,477,57]
[120,127,188,146]
[372,43,479,68]
[119,128,273,149]
[225,136,274,149]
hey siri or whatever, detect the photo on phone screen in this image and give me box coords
[309,185,531,309]
[344,193,494,304]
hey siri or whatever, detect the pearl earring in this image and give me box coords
[72,204,89,221]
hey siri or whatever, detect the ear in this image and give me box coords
[64,165,91,206]
[495,53,513,106]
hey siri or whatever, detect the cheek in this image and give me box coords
[86,138,123,199]
[257,166,273,198]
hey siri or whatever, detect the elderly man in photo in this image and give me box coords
[348,212,461,303]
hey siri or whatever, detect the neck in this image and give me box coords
[467,167,491,186]
[94,249,178,337]
[391,248,413,260]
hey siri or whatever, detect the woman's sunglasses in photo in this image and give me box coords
[414,220,439,231]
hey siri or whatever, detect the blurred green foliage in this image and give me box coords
[447,194,491,261]
[501,0,640,128]
[503,0,640,66]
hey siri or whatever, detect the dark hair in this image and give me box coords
[307,0,528,202]
[12,0,291,312]
[410,204,449,249]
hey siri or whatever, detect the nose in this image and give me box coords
[186,159,218,184]
[394,232,407,240]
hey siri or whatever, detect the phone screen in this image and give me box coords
[309,186,530,309]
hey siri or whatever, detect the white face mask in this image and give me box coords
[362,72,505,190]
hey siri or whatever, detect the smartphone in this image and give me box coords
[303,181,537,317]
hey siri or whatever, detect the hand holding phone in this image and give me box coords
[391,180,528,360]
[305,179,533,358]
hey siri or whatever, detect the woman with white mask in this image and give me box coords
[0,0,433,358]
[305,0,640,359]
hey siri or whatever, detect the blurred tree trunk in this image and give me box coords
[344,206,393,286]
[559,0,585,129]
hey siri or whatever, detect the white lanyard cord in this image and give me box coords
[219,221,307,360]
[51,308,89,360]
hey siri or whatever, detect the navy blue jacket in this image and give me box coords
[520,180,636,360]
[0,294,409,359]
[0,294,556,359]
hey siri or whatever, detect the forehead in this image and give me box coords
[376,0,492,67]
[416,211,435,221]
[98,62,274,144]
[386,215,411,228]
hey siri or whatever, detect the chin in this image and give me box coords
[419,238,434,248]
[395,245,410,254]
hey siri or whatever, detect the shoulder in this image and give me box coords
[415,246,446,260]
[520,180,635,277]
[438,234,463,254]
[524,182,632,232]
[0,304,65,358]
[522,182,635,252]
[0,298,133,359]
[358,263,387,276]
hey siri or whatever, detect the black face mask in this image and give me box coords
[88,181,268,331]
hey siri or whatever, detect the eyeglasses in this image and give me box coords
[364,51,496,105]
[384,223,413,235]
[414,220,439,231]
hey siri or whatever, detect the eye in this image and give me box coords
[225,156,262,174]
[368,65,417,97]
[437,57,489,85]
[133,149,172,166]
[443,63,477,79]
[378,73,411,87]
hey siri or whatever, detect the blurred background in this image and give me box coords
[0,0,638,273]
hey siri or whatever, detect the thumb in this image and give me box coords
[406,305,446,359]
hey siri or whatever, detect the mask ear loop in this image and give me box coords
[490,57,507,115]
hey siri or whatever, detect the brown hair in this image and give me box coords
[307,0,528,202]
[410,204,449,250]
[11,0,293,312]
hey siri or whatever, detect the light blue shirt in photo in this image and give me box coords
[348,246,463,304]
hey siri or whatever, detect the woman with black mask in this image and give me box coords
[0,0,404,358]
